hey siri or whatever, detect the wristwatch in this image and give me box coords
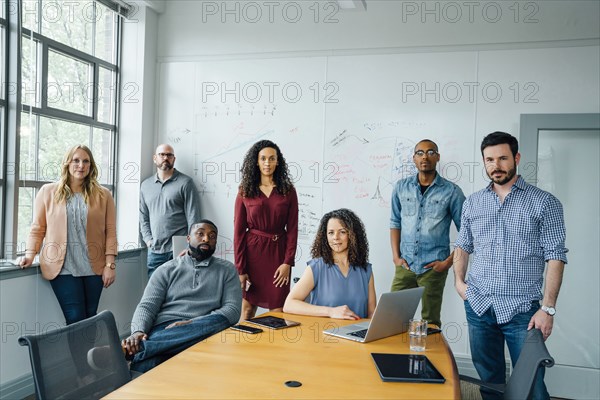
[105,262,116,270]
[541,305,556,316]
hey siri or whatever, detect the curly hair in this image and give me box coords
[311,208,369,269]
[239,140,294,197]
[55,144,105,205]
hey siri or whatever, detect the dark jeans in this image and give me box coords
[49,274,104,325]
[49,274,104,378]
[465,300,549,400]
[147,251,173,278]
[130,314,231,373]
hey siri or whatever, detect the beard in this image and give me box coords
[188,243,215,261]
[488,165,517,185]
[156,161,173,171]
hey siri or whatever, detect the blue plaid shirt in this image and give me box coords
[456,176,568,324]
[390,173,465,275]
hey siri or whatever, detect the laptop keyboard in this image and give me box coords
[348,329,368,338]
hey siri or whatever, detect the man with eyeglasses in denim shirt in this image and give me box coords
[454,132,567,400]
[140,144,201,277]
[390,139,465,328]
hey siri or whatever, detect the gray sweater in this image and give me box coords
[131,255,242,334]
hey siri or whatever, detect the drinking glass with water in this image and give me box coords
[408,319,428,351]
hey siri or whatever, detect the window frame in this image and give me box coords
[0,2,9,258]
[1,0,124,261]
[22,27,119,130]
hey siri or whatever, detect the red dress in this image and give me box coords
[234,188,299,309]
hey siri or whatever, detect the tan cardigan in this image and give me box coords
[26,182,118,280]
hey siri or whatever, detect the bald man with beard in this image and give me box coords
[140,144,201,276]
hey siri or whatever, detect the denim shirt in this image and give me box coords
[390,173,465,275]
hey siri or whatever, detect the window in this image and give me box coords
[1,2,7,255]
[1,0,125,258]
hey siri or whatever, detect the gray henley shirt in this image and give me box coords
[131,255,242,334]
[139,169,201,253]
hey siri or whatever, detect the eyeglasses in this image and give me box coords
[157,153,175,159]
[414,150,438,157]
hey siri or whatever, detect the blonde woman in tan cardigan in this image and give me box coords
[20,144,117,325]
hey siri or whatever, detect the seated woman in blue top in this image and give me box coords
[283,209,376,320]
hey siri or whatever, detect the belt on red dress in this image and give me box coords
[248,229,286,241]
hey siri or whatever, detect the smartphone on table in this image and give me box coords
[231,324,263,334]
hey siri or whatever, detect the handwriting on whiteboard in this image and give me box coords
[297,187,322,244]
[198,104,277,118]
[330,129,369,147]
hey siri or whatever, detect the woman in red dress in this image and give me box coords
[234,140,299,320]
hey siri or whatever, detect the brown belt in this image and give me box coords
[248,229,286,241]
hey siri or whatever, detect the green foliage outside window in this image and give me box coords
[15,1,120,250]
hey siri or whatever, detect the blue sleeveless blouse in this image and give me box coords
[308,257,372,318]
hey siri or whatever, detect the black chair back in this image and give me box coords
[504,328,555,399]
[18,310,131,400]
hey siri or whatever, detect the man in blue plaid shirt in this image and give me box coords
[454,132,567,400]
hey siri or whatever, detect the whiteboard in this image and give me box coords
[156,47,599,336]
[157,53,475,295]
[153,45,600,398]
[158,58,328,272]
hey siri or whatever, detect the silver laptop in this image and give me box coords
[323,287,425,343]
[172,235,188,258]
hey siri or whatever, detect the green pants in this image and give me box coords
[390,266,448,327]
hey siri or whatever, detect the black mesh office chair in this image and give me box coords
[460,328,555,399]
[19,310,133,400]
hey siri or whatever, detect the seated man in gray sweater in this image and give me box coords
[123,219,242,373]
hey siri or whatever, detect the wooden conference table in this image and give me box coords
[105,313,460,399]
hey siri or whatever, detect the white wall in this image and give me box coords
[117,4,160,249]
[151,0,600,394]
[157,0,599,59]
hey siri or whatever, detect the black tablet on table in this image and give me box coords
[245,315,301,330]
[371,353,446,384]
